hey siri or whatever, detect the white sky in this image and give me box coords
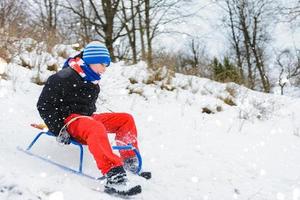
[155,0,300,57]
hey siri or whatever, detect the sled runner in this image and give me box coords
[18,124,143,180]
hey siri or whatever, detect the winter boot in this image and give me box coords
[104,166,142,196]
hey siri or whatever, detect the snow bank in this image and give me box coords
[0,40,300,200]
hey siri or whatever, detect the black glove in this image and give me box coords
[124,157,138,173]
[57,128,71,145]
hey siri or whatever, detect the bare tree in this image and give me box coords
[137,0,146,61]
[276,48,300,95]
[189,38,200,69]
[59,0,193,65]
[118,0,139,64]
[278,0,300,23]
[225,0,244,82]
[141,0,192,69]
[30,0,62,48]
[144,0,152,67]
[115,37,131,61]
[218,0,275,92]
[58,0,97,45]
[63,0,130,61]
[0,0,31,60]
[77,0,93,44]
[0,0,29,36]
[181,37,209,76]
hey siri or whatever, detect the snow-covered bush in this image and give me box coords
[127,83,145,96]
[5,63,33,91]
[124,62,176,98]
[217,96,236,106]
[1,39,49,84]
[2,38,84,85]
[202,105,223,114]
[16,51,56,71]
[143,66,175,90]
[215,84,239,106]
[237,92,277,121]
[52,43,80,59]
[225,83,238,97]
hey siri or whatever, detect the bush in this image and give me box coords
[222,97,237,106]
[211,57,242,84]
[225,84,238,98]
[143,66,175,89]
[202,107,214,114]
[129,77,138,84]
[152,50,177,72]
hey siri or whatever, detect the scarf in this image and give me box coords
[64,57,101,84]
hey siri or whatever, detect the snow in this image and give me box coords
[0,58,7,74]
[1,58,300,200]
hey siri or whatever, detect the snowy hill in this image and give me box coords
[1,45,300,200]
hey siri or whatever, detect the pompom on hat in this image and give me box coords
[82,41,111,66]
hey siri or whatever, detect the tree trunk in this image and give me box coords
[130,0,137,64]
[120,0,137,64]
[191,39,199,68]
[137,0,146,61]
[102,0,116,61]
[80,0,90,44]
[239,1,254,89]
[251,17,270,92]
[252,47,270,92]
[145,0,153,68]
[226,0,244,82]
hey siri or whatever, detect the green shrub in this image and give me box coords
[212,57,241,84]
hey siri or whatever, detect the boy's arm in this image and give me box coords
[37,75,65,135]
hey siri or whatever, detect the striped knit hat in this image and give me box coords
[82,41,111,66]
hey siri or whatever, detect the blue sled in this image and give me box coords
[18,131,142,180]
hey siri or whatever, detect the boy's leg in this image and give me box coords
[92,113,139,159]
[65,114,123,175]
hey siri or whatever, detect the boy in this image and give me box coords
[37,41,141,196]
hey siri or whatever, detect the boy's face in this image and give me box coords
[89,63,107,75]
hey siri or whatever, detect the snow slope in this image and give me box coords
[1,61,300,200]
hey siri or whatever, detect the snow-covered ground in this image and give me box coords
[1,55,300,200]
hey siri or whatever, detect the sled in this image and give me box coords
[18,124,143,180]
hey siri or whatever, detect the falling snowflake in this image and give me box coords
[260,169,266,176]
[293,188,300,200]
[147,115,153,121]
[49,191,64,200]
[40,172,47,178]
[276,192,285,200]
[191,176,199,183]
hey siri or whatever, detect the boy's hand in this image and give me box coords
[31,123,48,130]
[57,128,71,145]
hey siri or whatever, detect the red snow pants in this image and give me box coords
[64,113,139,175]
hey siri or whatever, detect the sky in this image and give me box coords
[155,0,300,58]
